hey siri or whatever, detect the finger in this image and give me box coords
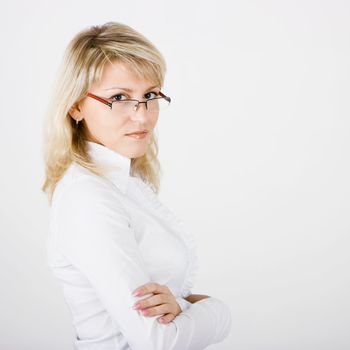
[143,283,169,295]
[132,283,169,297]
[132,282,160,296]
[139,303,172,317]
[158,313,176,324]
[133,294,172,310]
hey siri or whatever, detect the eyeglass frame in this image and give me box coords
[85,90,171,112]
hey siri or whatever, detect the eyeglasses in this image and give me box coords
[85,90,171,115]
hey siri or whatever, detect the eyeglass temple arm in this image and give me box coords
[86,92,112,108]
[159,91,171,103]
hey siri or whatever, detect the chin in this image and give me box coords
[128,147,148,159]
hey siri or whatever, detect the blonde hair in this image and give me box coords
[41,21,167,205]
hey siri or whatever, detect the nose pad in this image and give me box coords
[133,101,147,112]
[130,101,148,122]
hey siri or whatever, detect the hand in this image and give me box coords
[131,282,182,324]
[184,294,210,304]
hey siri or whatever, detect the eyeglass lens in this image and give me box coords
[112,98,170,114]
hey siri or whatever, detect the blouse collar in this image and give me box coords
[86,141,131,194]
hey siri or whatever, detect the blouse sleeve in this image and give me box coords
[53,176,232,350]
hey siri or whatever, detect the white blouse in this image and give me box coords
[47,140,232,350]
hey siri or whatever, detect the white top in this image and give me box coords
[47,140,232,350]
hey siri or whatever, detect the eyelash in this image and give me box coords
[110,91,159,101]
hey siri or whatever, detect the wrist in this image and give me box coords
[175,296,192,312]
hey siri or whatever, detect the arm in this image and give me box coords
[53,176,232,350]
[185,294,211,304]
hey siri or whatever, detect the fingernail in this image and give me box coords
[132,290,141,297]
[159,317,164,323]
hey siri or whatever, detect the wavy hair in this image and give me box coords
[41,22,167,205]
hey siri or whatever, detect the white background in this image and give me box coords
[1,1,349,349]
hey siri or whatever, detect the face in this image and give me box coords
[70,60,160,159]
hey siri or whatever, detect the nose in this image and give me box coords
[129,101,148,122]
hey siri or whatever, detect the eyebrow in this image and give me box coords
[104,85,160,92]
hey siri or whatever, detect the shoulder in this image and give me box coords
[52,162,117,210]
[51,163,130,233]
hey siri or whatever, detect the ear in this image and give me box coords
[68,103,83,122]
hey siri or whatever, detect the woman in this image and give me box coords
[42,21,231,350]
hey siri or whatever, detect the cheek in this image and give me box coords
[84,106,124,132]
[149,114,159,128]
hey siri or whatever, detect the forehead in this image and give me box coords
[93,60,158,92]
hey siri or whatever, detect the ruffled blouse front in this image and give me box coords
[132,176,199,299]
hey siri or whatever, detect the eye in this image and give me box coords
[110,91,159,101]
[110,93,128,101]
[144,91,159,99]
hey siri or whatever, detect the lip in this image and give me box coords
[125,130,148,135]
[125,131,148,139]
